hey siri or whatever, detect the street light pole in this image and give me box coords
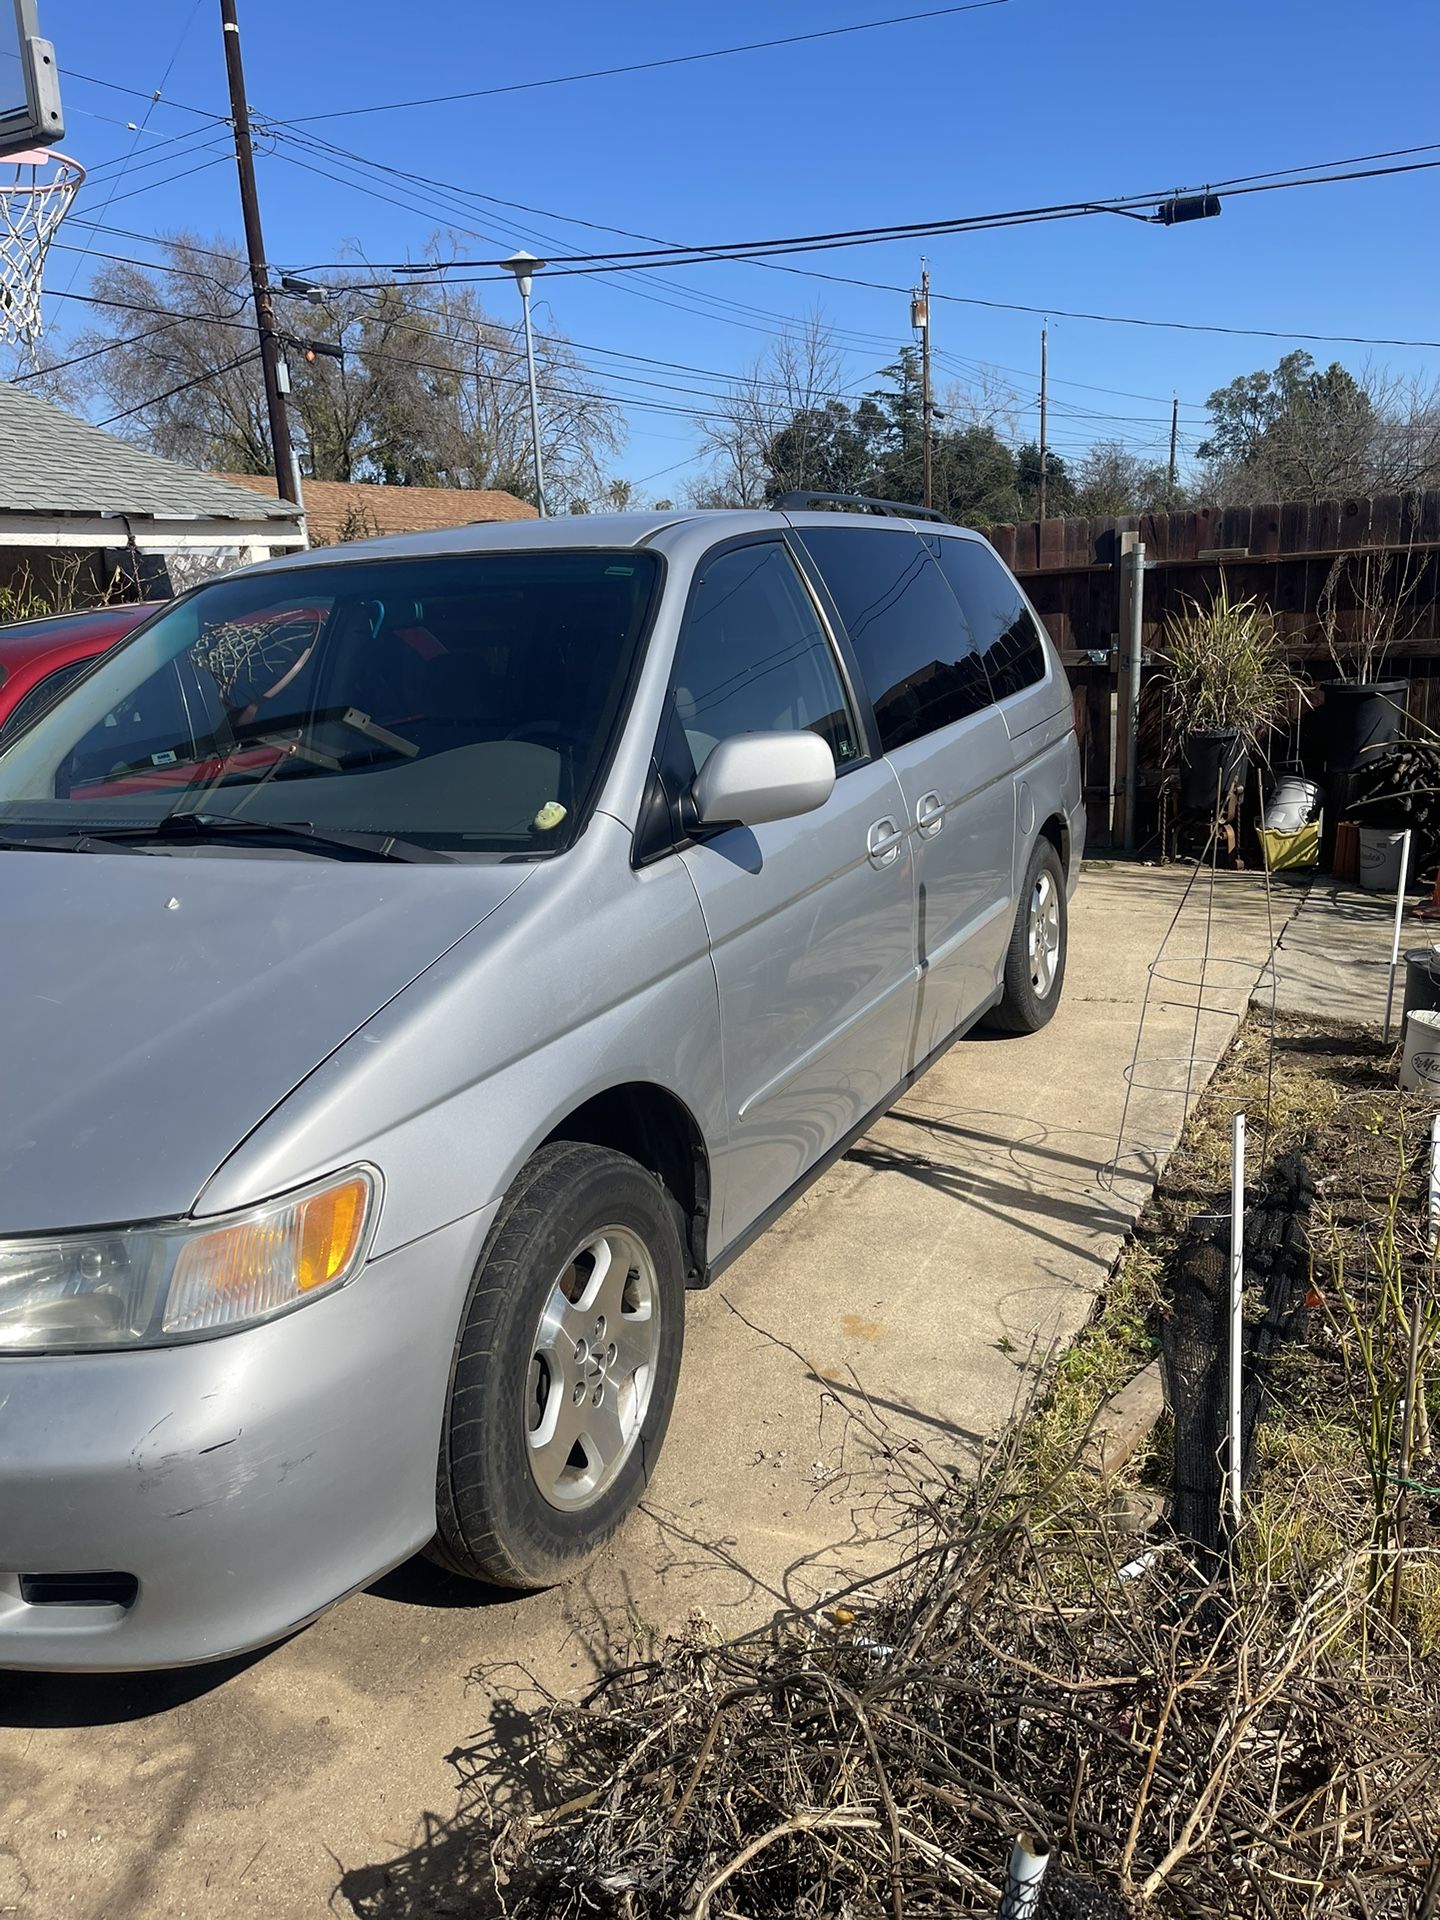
[504,250,548,516]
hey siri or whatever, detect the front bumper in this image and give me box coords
[0,1204,494,1671]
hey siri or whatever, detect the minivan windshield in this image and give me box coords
[0,550,661,856]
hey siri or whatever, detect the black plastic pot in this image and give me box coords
[1180,729,1249,811]
[1322,680,1407,774]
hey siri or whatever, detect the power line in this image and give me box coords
[96,348,261,426]
[56,0,205,296]
[92,149,238,212]
[281,1,1009,123]
[257,131,910,358]
[9,310,216,382]
[30,60,228,125]
[225,120,1440,358]
[40,284,756,426]
[282,157,1440,283]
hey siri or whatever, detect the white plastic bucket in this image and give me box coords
[1263,774,1323,833]
[1400,1009,1440,1092]
[1359,826,1407,893]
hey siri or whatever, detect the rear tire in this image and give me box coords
[988,836,1067,1034]
[431,1141,685,1589]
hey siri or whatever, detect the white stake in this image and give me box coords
[1383,828,1413,1043]
[1429,1112,1440,1255]
[1228,1112,1246,1534]
[1000,1833,1051,1919]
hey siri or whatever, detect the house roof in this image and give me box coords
[0,383,304,525]
[216,473,538,545]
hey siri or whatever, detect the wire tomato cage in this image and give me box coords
[1098,808,1282,1196]
[0,146,83,360]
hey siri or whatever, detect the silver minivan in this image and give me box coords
[0,500,1083,1670]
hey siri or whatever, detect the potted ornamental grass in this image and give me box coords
[1317,546,1422,774]
[1159,580,1300,810]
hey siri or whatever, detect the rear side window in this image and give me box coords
[0,659,90,744]
[931,535,1048,701]
[797,527,993,752]
[667,542,861,773]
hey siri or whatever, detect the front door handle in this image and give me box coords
[915,791,945,837]
[866,816,903,867]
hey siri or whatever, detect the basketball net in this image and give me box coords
[0,147,83,362]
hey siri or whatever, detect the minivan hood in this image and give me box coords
[0,850,531,1233]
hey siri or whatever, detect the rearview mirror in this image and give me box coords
[691,731,836,830]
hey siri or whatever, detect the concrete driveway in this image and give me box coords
[0,863,1294,1920]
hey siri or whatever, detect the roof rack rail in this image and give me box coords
[771,490,951,524]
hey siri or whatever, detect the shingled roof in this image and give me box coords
[0,383,303,526]
[216,473,538,545]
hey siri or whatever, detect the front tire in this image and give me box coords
[431,1141,686,1589]
[988,836,1068,1033]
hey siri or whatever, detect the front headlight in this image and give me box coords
[0,1168,377,1354]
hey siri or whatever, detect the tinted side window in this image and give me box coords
[798,527,992,752]
[932,536,1048,701]
[0,660,90,744]
[668,542,860,774]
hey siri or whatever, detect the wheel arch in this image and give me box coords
[1038,809,1070,880]
[540,1082,712,1285]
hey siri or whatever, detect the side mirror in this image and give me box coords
[691,731,836,830]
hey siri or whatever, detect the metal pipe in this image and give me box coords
[1123,540,1145,852]
[1383,828,1413,1041]
[1228,1111,1246,1533]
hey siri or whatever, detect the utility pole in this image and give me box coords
[219,0,298,503]
[1167,395,1180,506]
[1038,322,1049,522]
[912,265,933,510]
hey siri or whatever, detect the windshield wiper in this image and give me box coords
[18,812,451,863]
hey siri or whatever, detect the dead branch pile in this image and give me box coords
[482,1473,1440,1920]
[1349,741,1440,874]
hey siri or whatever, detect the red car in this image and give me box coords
[0,602,162,746]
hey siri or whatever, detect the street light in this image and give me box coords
[503,250,548,517]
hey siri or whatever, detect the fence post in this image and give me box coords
[1123,540,1146,853]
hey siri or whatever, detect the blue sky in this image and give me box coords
[18,0,1440,496]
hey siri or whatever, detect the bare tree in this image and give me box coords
[410,280,624,503]
[693,311,848,505]
[1072,440,1176,516]
[1362,365,1440,494]
[71,235,274,472]
[67,233,625,503]
[939,364,1020,441]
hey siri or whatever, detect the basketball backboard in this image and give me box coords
[1,0,63,158]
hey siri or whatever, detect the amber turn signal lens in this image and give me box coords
[162,1168,377,1336]
[296,1177,369,1292]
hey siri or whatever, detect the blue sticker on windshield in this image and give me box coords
[604,566,634,576]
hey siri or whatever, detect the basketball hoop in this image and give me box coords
[0,146,82,359]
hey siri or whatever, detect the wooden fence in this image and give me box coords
[984,491,1440,846]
